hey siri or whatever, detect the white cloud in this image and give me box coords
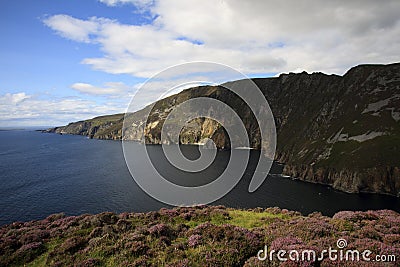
[44,0,400,77]
[0,78,209,126]
[2,92,31,104]
[126,76,216,112]
[43,15,112,43]
[71,82,132,95]
[98,0,153,8]
[0,92,125,127]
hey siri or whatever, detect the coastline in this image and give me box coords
[42,130,400,198]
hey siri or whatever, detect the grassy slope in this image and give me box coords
[1,206,399,266]
[86,114,124,126]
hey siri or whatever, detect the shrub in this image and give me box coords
[148,223,175,238]
[188,234,202,247]
[15,241,45,263]
[60,236,87,254]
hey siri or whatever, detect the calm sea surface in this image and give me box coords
[0,130,399,225]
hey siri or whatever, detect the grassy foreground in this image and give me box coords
[0,206,399,266]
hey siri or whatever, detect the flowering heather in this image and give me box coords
[270,236,303,250]
[188,234,202,247]
[148,223,175,238]
[0,206,399,266]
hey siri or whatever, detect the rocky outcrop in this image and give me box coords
[283,164,400,196]
[44,63,400,196]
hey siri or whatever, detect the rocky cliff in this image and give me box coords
[44,113,124,140]
[44,63,400,196]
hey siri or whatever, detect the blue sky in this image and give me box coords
[1,0,399,127]
[0,0,151,126]
[1,0,141,94]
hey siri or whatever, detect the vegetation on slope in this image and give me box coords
[1,206,399,266]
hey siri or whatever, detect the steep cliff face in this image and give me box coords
[44,63,400,196]
[44,114,124,140]
[263,64,400,196]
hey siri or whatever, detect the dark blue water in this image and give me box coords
[0,130,399,225]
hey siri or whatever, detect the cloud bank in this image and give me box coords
[44,0,400,77]
[0,92,126,127]
[71,82,132,95]
[98,0,153,8]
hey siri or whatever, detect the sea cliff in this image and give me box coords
[44,63,400,196]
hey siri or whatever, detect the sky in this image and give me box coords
[1,0,399,127]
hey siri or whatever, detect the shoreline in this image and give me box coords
[41,130,400,198]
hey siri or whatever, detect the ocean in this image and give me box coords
[0,129,399,225]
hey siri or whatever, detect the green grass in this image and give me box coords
[26,238,63,267]
[180,209,291,229]
[103,256,118,267]
[227,209,290,229]
[26,253,47,267]
[183,214,226,228]
[87,114,124,127]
